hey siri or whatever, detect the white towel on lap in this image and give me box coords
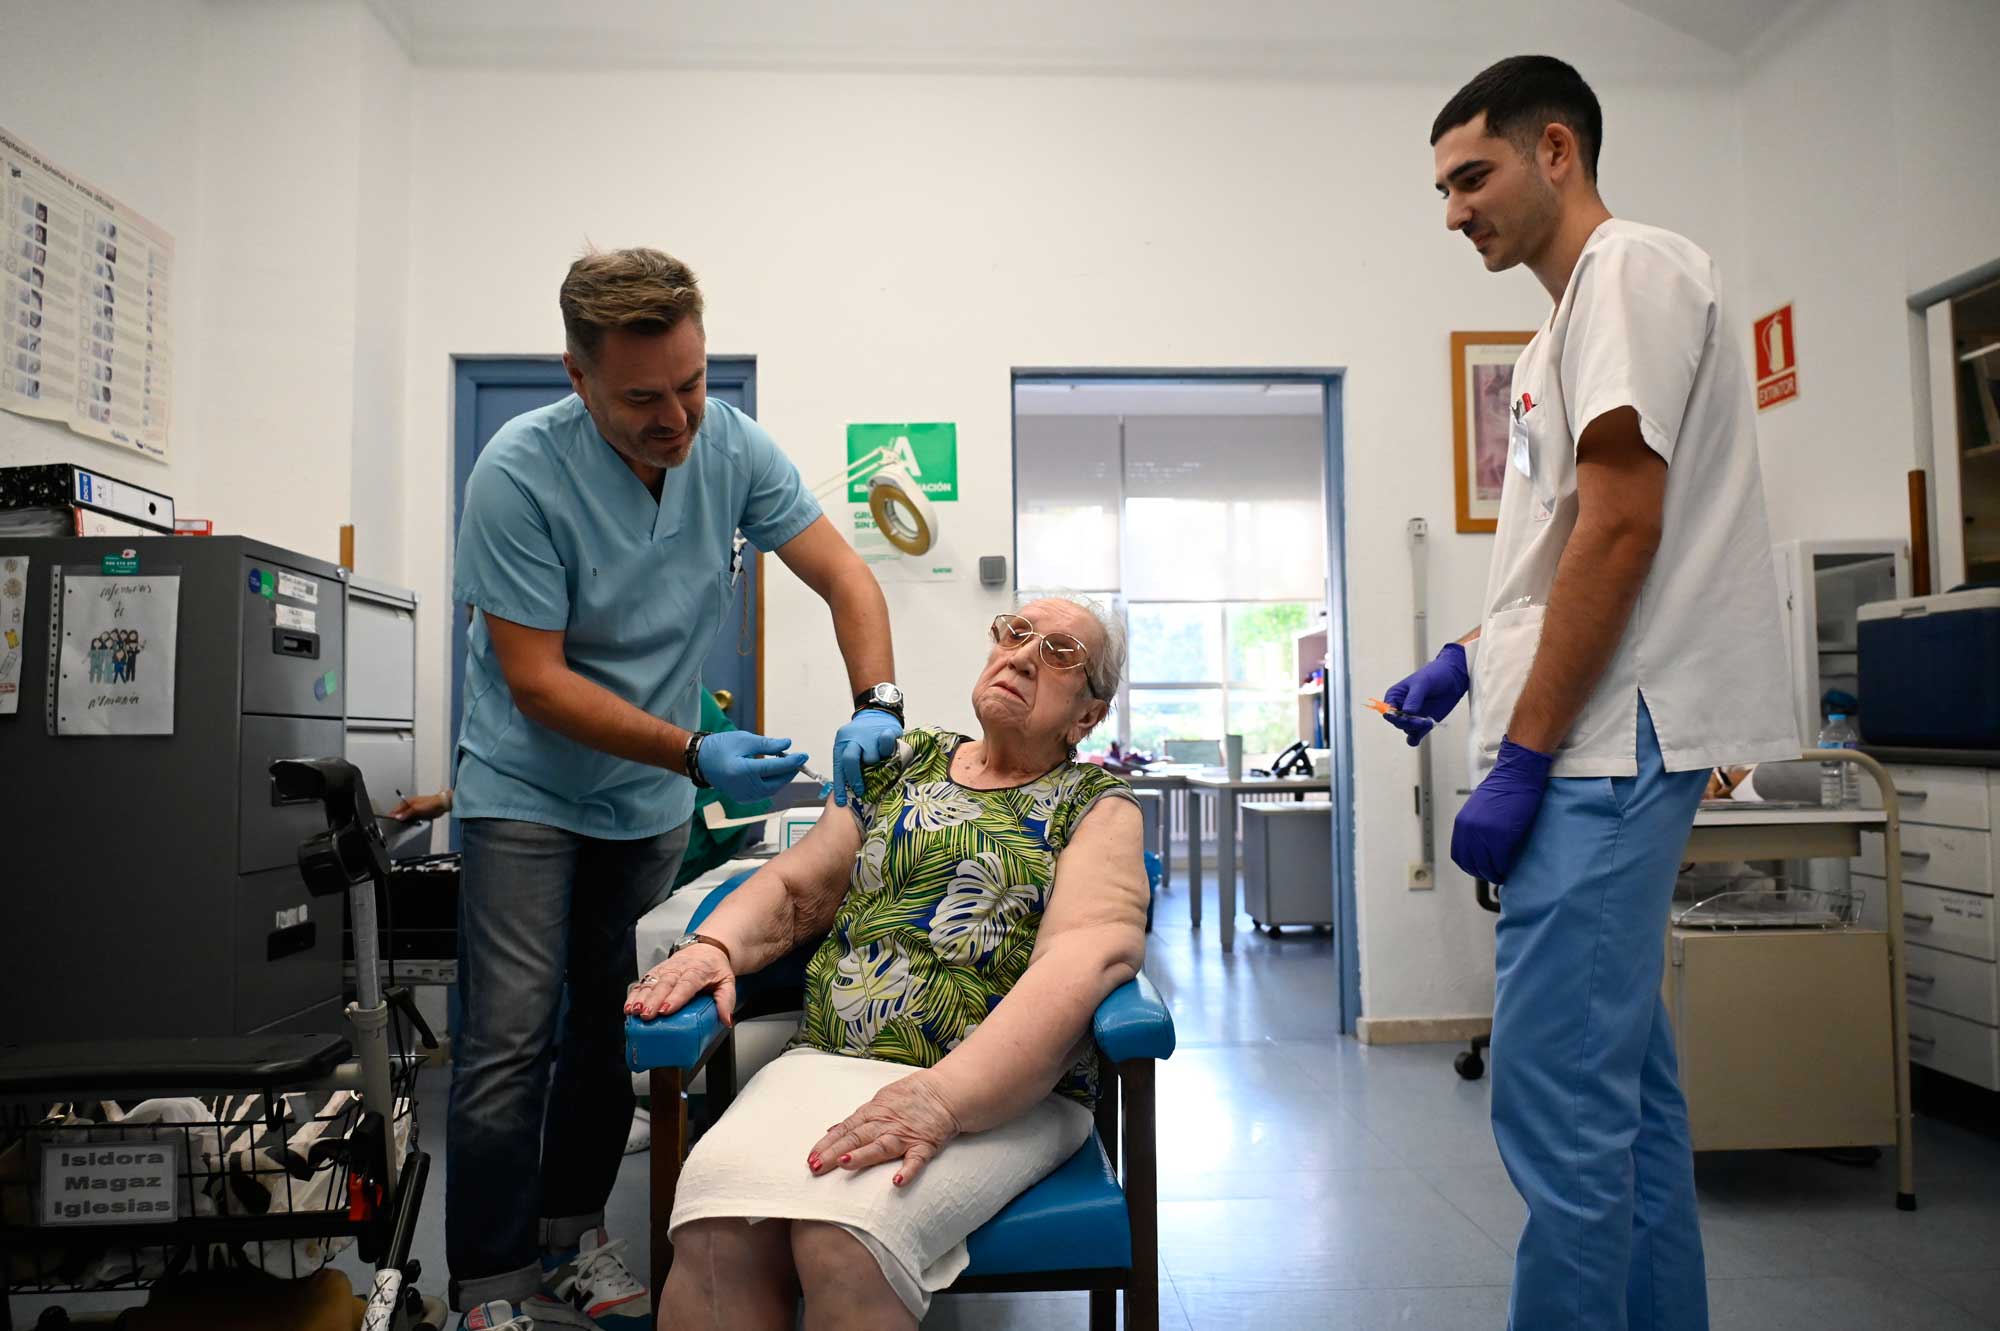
[670,1047,1094,1318]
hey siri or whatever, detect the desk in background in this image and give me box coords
[1182,770,1333,952]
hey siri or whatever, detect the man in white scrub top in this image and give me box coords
[1381,56,1799,1330]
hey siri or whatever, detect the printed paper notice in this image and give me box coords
[57,573,178,735]
[0,125,174,459]
[0,553,26,715]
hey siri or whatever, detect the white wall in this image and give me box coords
[1739,0,2000,555]
[1,0,410,572]
[405,65,1747,1023]
[0,0,209,500]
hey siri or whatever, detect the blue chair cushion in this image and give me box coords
[963,1130,1131,1277]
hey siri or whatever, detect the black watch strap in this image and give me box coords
[684,730,712,789]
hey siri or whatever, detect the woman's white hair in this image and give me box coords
[1014,591,1126,703]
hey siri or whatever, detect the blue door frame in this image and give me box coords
[1009,367,1361,1035]
[447,356,761,834]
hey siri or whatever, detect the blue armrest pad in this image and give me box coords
[1093,971,1175,1064]
[626,995,727,1073]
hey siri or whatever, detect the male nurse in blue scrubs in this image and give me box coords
[446,248,905,1329]
[1381,59,1798,1330]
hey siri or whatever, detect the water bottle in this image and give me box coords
[1817,713,1860,808]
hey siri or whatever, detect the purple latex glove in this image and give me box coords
[1381,642,1470,746]
[1451,737,1555,885]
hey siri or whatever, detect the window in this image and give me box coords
[1015,383,1328,758]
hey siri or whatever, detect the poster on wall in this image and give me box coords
[0,125,174,461]
[54,569,179,736]
[845,422,959,583]
[1450,331,1533,533]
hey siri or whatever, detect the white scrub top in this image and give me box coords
[1474,219,1800,778]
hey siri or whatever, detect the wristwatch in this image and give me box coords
[670,933,733,968]
[683,730,711,789]
[853,682,905,724]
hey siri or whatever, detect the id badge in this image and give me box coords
[1509,414,1532,481]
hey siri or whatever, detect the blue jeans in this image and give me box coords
[446,817,689,1311]
[1492,702,1710,1331]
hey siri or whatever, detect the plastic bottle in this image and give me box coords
[1817,713,1860,808]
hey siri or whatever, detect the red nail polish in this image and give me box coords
[808,1155,819,1169]
[893,1174,904,1187]
[839,1153,851,1165]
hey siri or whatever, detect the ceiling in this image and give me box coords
[367,0,1811,80]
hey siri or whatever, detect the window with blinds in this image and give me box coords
[1014,388,1328,756]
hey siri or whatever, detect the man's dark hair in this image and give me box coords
[1431,55,1602,182]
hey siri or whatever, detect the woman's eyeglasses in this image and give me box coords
[989,614,1102,697]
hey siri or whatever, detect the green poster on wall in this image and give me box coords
[845,423,958,503]
[844,422,958,582]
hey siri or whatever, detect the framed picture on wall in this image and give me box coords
[1452,330,1534,533]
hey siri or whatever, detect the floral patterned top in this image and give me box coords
[791,727,1137,1107]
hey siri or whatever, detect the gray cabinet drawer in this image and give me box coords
[1863,764,1992,831]
[347,588,415,722]
[240,715,346,873]
[1905,1003,2000,1092]
[345,727,416,815]
[1904,942,2000,1026]
[1857,823,1994,896]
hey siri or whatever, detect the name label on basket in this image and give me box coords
[39,1145,177,1224]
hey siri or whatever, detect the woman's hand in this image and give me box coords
[625,942,738,1025]
[808,1071,962,1188]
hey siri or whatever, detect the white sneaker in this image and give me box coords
[460,1295,605,1330]
[544,1228,649,1326]
[623,1106,651,1155]
[459,1302,533,1331]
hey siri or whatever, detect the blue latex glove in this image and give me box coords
[1381,642,1471,746]
[697,730,810,803]
[1450,737,1555,885]
[832,708,904,808]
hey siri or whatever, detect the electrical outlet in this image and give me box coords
[1408,863,1435,890]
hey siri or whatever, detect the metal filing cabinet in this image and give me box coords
[0,535,347,1041]
[1856,761,2000,1091]
[344,574,419,816]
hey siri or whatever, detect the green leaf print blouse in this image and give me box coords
[791,727,1139,1108]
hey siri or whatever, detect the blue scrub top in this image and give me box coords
[452,394,822,838]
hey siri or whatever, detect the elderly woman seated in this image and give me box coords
[623,594,1149,1330]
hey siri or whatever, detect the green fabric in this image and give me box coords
[791,727,1136,1107]
[671,689,772,889]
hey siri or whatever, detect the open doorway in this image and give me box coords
[1010,370,1358,1033]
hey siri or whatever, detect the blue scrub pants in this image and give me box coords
[1491,701,1710,1330]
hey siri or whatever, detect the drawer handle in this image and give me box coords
[1903,912,1936,925]
[1899,850,1932,862]
[1906,971,1937,986]
[1893,789,1929,801]
[1908,1033,1937,1048]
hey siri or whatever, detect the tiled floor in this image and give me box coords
[14,871,2000,1330]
